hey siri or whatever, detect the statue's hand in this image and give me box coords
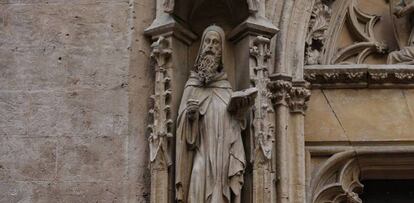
[394,2,414,18]
[186,99,200,121]
[394,5,405,18]
[228,88,257,114]
[176,184,184,202]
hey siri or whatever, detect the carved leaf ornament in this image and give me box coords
[306,0,332,65]
[148,36,173,168]
[250,36,275,161]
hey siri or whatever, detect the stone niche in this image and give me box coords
[145,0,279,203]
[175,0,251,89]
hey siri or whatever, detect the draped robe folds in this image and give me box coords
[388,46,414,64]
[176,71,246,203]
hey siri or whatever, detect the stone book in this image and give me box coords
[227,87,258,113]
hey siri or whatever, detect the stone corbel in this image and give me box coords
[288,85,311,115]
[268,75,292,107]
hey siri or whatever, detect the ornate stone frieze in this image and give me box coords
[148,36,173,170]
[304,66,366,87]
[288,87,311,114]
[395,72,414,80]
[369,72,388,81]
[305,65,414,88]
[305,0,332,65]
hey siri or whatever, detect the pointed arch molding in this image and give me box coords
[309,151,363,203]
[308,148,414,203]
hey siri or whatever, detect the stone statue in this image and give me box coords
[388,0,414,64]
[175,25,256,203]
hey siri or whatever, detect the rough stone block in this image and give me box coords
[57,135,126,181]
[0,137,56,181]
[0,181,61,203]
[0,49,25,90]
[63,89,128,136]
[306,89,414,142]
[28,91,70,137]
[0,92,28,136]
[305,90,348,142]
[1,3,130,91]
[26,89,127,137]
[55,181,123,203]
[0,181,122,203]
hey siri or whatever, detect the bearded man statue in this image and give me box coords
[175,25,256,203]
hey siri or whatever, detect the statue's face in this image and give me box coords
[202,31,222,57]
[196,29,223,85]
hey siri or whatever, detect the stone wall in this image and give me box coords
[0,0,154,202]
[306,89,414,142]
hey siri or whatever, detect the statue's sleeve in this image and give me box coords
[185,112,200,149]
[228,122,246,197]
[175,86,197,202]
[178,87,200,149]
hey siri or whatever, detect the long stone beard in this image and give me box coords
[195,52,221,85]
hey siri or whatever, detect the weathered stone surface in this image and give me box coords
[0,3,130,91]
[0,137,56,181]
[126,0,154,201]
[0,92,28,136]
[306,89,414,142]
[57,135,126,181]
[26,89,128,137]
[0,181,123,203]
[0,0,153,202]
[305,90,348,142]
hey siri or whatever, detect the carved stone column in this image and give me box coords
[268,76,292,203]
[145,1,196,202]
[288,83,311,203]
[229,3,278,202]
[249,36,276,203]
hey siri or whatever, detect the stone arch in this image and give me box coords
[309,151,363,203]
[269,0,316,79]
[309,149,414,203]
